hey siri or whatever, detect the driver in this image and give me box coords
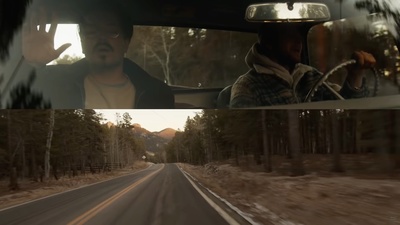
[23,1,174,109]
[230,23,376,108]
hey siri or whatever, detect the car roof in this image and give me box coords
[38,0,345,32]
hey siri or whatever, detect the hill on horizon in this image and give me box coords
[154,128,177,140]
[104,122,176,153]
[131,124,176,153]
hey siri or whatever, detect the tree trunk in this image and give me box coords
[67,162,72,178]
[208,130,213,163]
[287,110,305,176]
[176,144,179,163]
[52,160,59,180]
[331,111,344,172]
[234,145,239,166]
[315,111,321,154]
[21,141,26,179]
[9,167,19,190]
[7,110,19,190]
[103,152,108,172]
[394,111,400,169]
[31,147,38,182]
[374,111,395,173]
[301,111,309,154]
[262,110,272,172]
[116,134,120,168]
[253,135,262,165]
[38,165,44,182]
[286,138,292,159]
[89,161,95,174]
[325,110,331,154]
[45,109,55,179]
[268,130,274,166]
[354,111,361,154]
[72,163,78,177]
[341,114,347,154]
[81,155,85,175]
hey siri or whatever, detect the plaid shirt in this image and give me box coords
[230,44,368,108]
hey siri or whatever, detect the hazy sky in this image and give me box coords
[53,24,84,59]
[95,110,201,132]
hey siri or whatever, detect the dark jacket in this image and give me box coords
[230,44,368,108]
[33,58,174,109]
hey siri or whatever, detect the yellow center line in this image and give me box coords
[67,164,165,225]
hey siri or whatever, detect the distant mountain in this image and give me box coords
[132,124,170,153]
[154,128,177,140]
[132,123,152,134]
[103,122,174,154]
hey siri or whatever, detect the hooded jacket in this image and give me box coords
[230,44,368,108]
[33,58,174,109]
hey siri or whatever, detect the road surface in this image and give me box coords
[0,164,231,225]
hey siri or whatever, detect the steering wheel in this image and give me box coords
[304,59,380,102]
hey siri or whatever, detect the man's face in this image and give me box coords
[265,24,303,65]
[80,11,130,69]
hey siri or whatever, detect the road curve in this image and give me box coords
[0,164,230,225]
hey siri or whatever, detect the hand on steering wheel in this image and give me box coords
[305,51,378,102]
[346,51,377,89]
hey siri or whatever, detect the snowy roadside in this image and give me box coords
[179,163,400,225]
[0,161,150,210]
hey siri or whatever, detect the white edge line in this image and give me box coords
[0,163,155,212]
[178,165,262,225]
[178,166,241,225]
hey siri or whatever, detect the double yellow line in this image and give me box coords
[67,164,165,225]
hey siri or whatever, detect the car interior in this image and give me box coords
[1,0,399,109]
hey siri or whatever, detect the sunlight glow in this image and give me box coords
[95,110,202,132]
[48,24,84,64]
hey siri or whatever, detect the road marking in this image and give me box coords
[0,163,154,212]
[67,164,164,225]
[183,170,260,225]
[178,165,240,225]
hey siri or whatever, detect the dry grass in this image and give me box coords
[180,162,400,225]
[0,161,149,210]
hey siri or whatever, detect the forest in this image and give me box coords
[1,109,399,191]
[0,110,146,190]
[165,110,400,176]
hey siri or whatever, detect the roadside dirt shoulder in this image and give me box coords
[180,163,400,225]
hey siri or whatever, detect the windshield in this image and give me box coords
[1,0,400,109]
[308,13,400,97]
[35,25,257,89]
[129,26,256,88]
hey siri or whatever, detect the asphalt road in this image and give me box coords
[0,164,230,225]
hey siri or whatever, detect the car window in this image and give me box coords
[49,24,84,65]
[128,26,257,88]
[308,13,400,97]
[43,24,257,88]
[2,0,400,109]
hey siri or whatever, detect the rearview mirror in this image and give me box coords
[245,2,330,22]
